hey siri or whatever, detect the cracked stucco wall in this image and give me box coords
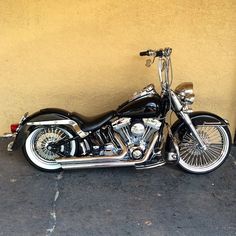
[0,0,235,134]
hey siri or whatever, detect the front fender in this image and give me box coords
[165,111,231,153]
[172,111,229,132]
[12,108,74,150]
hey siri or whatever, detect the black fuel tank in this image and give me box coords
[117,94,161,118]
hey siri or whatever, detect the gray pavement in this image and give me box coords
[0,138,235,236]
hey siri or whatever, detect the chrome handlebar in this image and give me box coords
[139,47,172,90]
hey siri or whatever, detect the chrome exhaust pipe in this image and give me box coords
[61,161,135,170]
[58,132,159,170]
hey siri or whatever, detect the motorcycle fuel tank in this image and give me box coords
[116,94,161,118]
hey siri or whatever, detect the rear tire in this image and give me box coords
[23,126,77,172]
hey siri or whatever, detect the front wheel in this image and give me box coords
[23,126,77,171]
[174,117,231,174]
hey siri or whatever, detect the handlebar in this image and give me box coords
[139,47,173,89]
[139,48,172,58]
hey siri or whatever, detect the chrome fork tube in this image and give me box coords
[179,111,206,150]
[171,91,206,150]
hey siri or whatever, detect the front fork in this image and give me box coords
[178,111,206,150]
[170,91,206,150]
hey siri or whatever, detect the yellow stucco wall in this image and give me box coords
[0,1,235,135]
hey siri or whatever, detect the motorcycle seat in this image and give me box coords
[71,110,116,132]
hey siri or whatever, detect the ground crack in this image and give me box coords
[46,171,63,236]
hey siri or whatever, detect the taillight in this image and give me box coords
[10,124,19,133]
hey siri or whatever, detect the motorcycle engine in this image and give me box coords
[112,117,161,160]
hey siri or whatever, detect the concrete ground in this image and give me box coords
[0,139,235,236]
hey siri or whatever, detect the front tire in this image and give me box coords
[23,126,77,171]
[174,120,231,174]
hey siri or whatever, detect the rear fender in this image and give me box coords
[12,108,78,150]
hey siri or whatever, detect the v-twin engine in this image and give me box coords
[112,117,162,160]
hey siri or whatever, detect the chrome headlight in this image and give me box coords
[175,82,195,105]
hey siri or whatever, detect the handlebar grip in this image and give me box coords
[139,50,163,57]
[139,51,149,56]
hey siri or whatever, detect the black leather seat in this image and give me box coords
[71,110,116,132]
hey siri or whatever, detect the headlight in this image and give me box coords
[175,82,195,105]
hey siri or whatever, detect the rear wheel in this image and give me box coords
[175,123,231,174]
[23,126,77,171]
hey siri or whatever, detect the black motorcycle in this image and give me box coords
[4,48,231,173]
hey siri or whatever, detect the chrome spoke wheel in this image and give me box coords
[33,127,74,161]
[177,125,230,173]
[24,127,76,171]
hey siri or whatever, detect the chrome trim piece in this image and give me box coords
[184,94,195,104]
[112,118,131,130]
[27,119,89,138]
[143,118,162,130]
[182,105,193,113]
[163,47,172,57]
[224,119,229,125]
[129,84,156,102]
[170,91,183,112]
[130,123,145,137]
[167,152,177,161]
[7,141,14,152]
[1,133,15,138]
[203,122,224,126]
[0,133,16,152]
[16,112,29,133]
[19,112,29,125]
